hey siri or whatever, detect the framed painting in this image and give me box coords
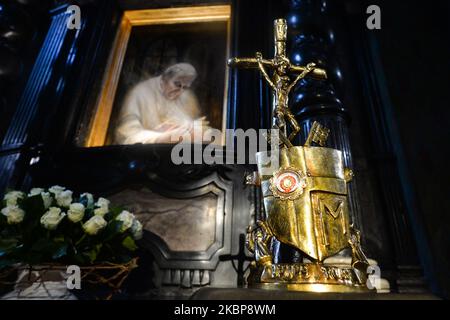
[83,5,231,147]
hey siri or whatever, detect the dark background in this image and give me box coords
[371,0,450,298]
[0,0,449,298]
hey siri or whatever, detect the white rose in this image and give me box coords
[116,210,134,232]
[95,197,110,209]
[83,215,107,235]
[40,207,66,230]
[1,205,25,224]
[56,190,73,208]
[67,203,85,223]
[3,191,25,207]
[28,188,44,197]
[131,219,143,240]
[41,192,53,209]
[94,197,110,216]
[94,206,109,216]
[49,185,65,196]
[80,192,94,207]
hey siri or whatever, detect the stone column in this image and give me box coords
[287,0,363,233]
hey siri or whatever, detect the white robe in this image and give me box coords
[115,76,200,144]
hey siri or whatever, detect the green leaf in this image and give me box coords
[109,207,123,219]
[31,238,52,252]
[84,250,97,263]
[52,243,68,260]
[83,244,103,264]
[25,252,45,265]
[75,234,86,246]
[73,254,88,265]
[83,209,94,221]
[0,239,18,250]
[0,258,17,269]
[122,236,137,251]
[113,253,133,264]
[0,213,7,226]
[103,220,123,241]
[53,235,65,243]
[0,239,18,257]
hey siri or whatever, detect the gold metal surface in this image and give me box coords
[245,172,261,186]
[227,58,326,81]
[124,6,231,26]
[248,141,372,291]
[247,263,370,293]
[257,147,346,180]
[85,5,231,147]
[257,146,351,261]
[311,192,349,260]
[246,221,274,267]
[252,282,371,293]
[305,121,330,147]
[230,19,371,293]
[269,167,307,200]
[250,140,372,290]
[227,19,327,145]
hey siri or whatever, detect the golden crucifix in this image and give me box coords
[228,19,328,147]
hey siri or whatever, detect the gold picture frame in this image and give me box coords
[84,5,231,147]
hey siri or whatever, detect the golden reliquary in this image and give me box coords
[228,19,372,293]
[246,137,371,292]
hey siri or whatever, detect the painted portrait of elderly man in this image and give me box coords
[103,21,228,146]
[115,63,210,144]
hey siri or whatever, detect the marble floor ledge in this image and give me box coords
[190,288,440,300]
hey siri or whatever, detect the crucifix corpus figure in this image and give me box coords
[228,19,328,147]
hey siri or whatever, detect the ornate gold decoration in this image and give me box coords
[245,171,261,186]
[246,142,372,293]
[228,19,327,146]
[248,262,369,292]
[305,121,331,147]
[269,167,307,200]
[230,19,372,293]
[246,221,274,267]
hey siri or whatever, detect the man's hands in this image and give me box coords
[151,118,211,144]
[153,124,189,143]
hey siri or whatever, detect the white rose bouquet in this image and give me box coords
[0,187,143,268]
